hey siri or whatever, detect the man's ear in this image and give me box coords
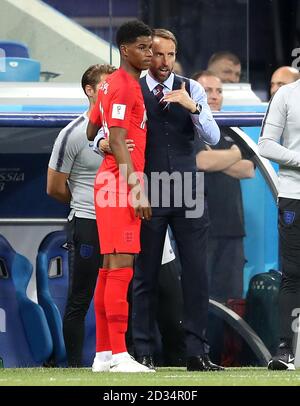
[120,44,128,58]
[85,84,93,97]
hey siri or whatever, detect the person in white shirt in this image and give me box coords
[258,79,300,371]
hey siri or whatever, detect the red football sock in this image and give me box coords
[94,268,111,352]
[104,267,133,354]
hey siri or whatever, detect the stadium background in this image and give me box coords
[0,0,300,381]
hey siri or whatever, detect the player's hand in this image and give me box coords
[162,82,195,112]
[126,139,135,152]
[230,144,242,160]
[236,143,256,160]
[100,139,135,154]
[135,200,152,220]
[130,184,152,220]
[99,138,112,154]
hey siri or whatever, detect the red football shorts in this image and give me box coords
[94,189,141,254]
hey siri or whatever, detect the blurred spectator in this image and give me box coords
[173,61,184,75]
[207,51,241,83]
[194,70,255,302]
[192,70,223,111]
[270,66,300,97]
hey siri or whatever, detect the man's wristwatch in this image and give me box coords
[192,102,202,115]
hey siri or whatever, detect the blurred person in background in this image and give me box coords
[207,51,241,83]
[193,70,255,302]
[270,66,299,97]
[173,60,184,75]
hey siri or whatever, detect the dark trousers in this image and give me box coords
[132,208,209,358]
[278,198,300,344]
[207,237,245,302]
[157,258,186,365]
[63,217,102,367]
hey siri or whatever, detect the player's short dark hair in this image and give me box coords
[116,20,152,49]
[208,51,241,67]
[81,64,116,95]
[152,28,177,50]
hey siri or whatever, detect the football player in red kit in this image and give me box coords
[87,20,153,373]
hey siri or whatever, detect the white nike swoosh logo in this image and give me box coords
[277,358,294,367]
[288,355,295,363]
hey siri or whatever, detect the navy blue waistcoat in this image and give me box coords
[140,75,197,177]
[140,75,200,213]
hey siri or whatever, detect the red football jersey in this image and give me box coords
[90,68,147,193]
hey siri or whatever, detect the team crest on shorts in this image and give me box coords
[124,231,134,243]
[283,210,295,225]
[80,244,94,258]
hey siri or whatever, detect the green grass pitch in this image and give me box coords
[1,367,300,386]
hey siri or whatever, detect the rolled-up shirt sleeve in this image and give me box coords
[189,79,220,145]
[258,87,300,168]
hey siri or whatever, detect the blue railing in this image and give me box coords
[0,112,265,128]
[0,113,79,127]
[213,112,265,127]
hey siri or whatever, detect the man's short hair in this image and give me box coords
[81,64,116,94]
[152,28,177,49]
[116,20,152,49]
[208,51,241,67]
[192,70,219,82]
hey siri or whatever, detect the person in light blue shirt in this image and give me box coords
[145,60,220,146]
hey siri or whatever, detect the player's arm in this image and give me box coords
[87,94,102,141]
[92,136,135,155]
[109,127,151,220]
[258,86,300,167]
[48,123,78,203]
[109,127,133,168]
[87,121,101,141]
[47,168,71,203]
[223,159,255,179]
[196,145,242,172]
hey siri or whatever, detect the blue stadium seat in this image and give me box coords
[0,57,40,81]
[0,234,53,367]
[36,230,96,366]
[36,231,68,364]
[0,40,30,58]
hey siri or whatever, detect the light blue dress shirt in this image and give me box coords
[146,72,220,145]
